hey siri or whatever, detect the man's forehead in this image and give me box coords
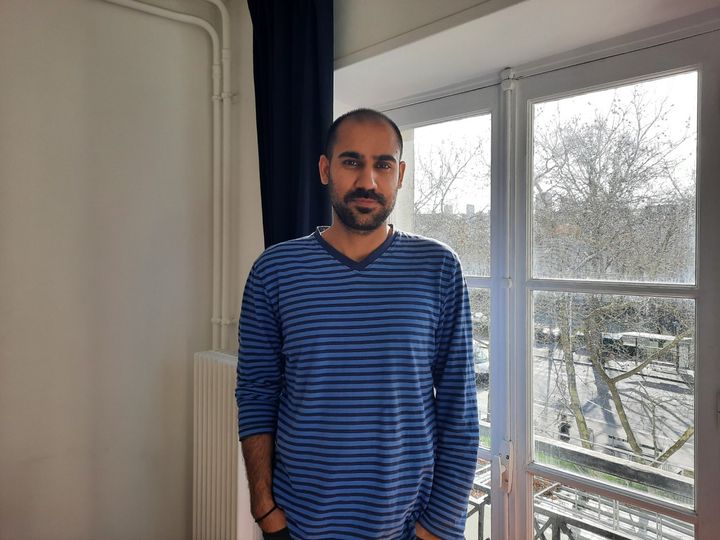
[333,119,401,157]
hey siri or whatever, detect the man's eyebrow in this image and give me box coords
[337,151,398,163]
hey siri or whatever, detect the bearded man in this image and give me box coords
[236,108,479,540]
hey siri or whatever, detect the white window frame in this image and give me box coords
[511,29,720,538]
[385,25,720,540]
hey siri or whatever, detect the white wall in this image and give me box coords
[0,0,263,538]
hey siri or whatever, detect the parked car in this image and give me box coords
[535,326,560,344]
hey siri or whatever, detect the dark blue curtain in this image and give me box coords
[247,0,333,248]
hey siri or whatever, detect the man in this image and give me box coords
[559,414,571,443]
[236,109,479,540]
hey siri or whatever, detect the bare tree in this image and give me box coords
[533,87,695,282]
[413,133,492,276]
[414,136,488,215]
[533,85,696,471]
[538,291,694,472]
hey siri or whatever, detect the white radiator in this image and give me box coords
[193,351,238,540]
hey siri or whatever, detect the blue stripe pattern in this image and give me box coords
[236,227,479,539]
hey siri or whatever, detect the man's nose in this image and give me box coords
[356,165,377,189]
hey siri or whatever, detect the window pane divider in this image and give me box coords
[528,462,698,524]
[466,276,493,288]
[526,278,697,298]
[477,446,493,461]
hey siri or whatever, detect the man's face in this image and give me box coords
[319,120,405,233]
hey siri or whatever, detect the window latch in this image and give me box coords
[496,440,514,494]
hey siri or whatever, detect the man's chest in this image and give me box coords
[274,267,443,365]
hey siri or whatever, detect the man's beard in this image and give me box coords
[327,175,397,234]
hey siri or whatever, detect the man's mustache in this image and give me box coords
[345,189,386,205]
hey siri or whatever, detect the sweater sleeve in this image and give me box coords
[235,263,284,441]
[418,255,480,539]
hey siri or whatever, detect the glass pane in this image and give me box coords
[533,476,694,539]
[469,288,491,447]
[532,71,697,283]
[465,457,492,540]
[396,114,492,276]
[532,292,695,506]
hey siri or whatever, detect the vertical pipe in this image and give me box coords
[212,65,222,350]
[220,47,232,352]
[200,0,232,352]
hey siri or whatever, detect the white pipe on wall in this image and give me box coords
[100,0,229,351]
[200,0,233,352]
[102,0,219,55]
[211,62,223,352]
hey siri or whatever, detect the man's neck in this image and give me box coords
[321,221,392,263]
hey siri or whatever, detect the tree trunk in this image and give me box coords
[654,426,694,466]
[584,297,643,455]
[558,296,592,449]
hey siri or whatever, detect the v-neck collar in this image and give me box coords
[313,224,397,271]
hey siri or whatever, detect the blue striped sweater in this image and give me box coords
[236,226,479,539]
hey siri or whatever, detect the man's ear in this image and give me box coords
[319,155,330,185]
[397,160,406,189]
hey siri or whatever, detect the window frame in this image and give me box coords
[383,27,720,539]
[512,30,720,538]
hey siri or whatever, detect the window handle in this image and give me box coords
[496,440,514,494]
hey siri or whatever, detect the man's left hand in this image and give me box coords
[415,521,443,540]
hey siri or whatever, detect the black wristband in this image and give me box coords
[254,504,278,524]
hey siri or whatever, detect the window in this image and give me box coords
[530,72,698,509]
[387,27,720,539]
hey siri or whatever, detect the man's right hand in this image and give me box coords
[258,506,287,533]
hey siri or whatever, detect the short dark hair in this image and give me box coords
[324,108,403,160]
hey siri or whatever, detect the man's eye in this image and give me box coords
[376,162,391,170]
[343,159,360,167]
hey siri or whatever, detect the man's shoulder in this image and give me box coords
[252,233,318,274]
[394,229,461,263]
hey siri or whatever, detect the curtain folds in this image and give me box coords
[247,0,334,248]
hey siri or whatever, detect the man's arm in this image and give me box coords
[417,255,480,540]
[241,433,287,532]
[236,264,286,531]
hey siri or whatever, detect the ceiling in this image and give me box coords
[334,0,720,111]
[333,0,523,66]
